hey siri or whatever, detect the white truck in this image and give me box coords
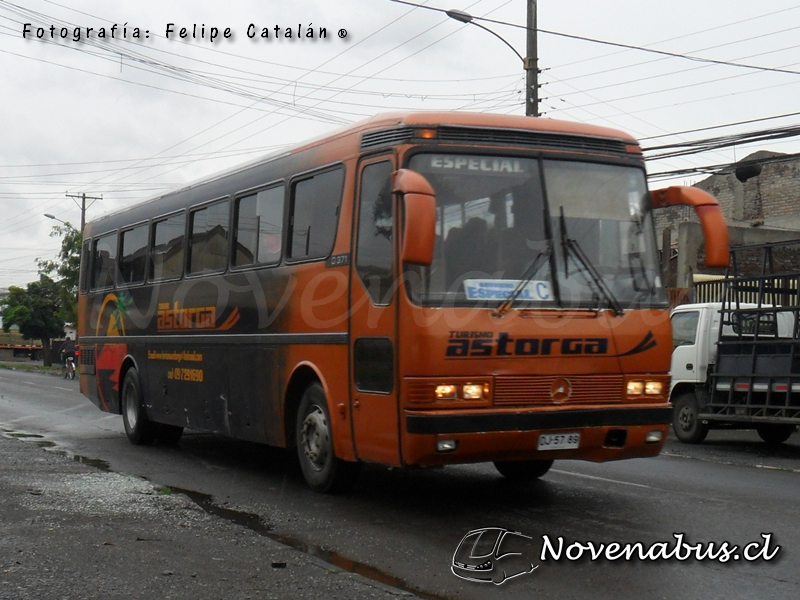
[670,301,799,444]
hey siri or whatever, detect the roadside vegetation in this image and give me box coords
[0,360,62,375]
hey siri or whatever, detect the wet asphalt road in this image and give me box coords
[1,366,798,600]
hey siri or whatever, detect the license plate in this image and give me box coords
[537,432,580,450]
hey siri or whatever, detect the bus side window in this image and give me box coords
[356,161,393,304]
[188,200,230,274]
[79,239,91,294]
[288,166,344,261]
[119,223,148,285]
[150,212,186,281]
[91,232,118,290]
[234,185,285,267]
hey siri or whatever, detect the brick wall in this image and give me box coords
[654,151,800,277]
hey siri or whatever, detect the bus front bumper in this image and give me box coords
[403,405,671,466]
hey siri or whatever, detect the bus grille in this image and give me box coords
[80,347,95,367]
[437,127,630,155]
[493,375,625,405]
[360,127,414,151]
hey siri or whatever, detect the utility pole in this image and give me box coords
[65,192,102,233]
[447,2,540,117]
[525,0,539,117]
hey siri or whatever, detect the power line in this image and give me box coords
[389,0,800,77]
[641,110,800,142]
[643,124,800,161]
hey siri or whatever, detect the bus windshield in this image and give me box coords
[405,153,667,310]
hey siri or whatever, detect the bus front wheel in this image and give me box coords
[494,459,554,480]
[296,383,360,493]
[122,368,157,445]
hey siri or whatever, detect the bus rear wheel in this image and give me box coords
[121,368,157,445]
[296,383,360,493]
[494,459,554,480]
[756,424,795,445]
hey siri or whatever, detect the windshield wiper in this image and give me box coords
[493,242,551,318]
[559,207,623,316]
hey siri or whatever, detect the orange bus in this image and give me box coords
[77,112,728,492]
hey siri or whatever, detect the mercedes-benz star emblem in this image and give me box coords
[550,378,572,402]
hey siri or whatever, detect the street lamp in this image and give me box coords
[44,213,65,224]
[446,4,539,117]
[44,213,75,230]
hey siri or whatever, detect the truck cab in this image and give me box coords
[669,302,798,444]
[670,303,721,395]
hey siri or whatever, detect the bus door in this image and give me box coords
[349,158,400,465]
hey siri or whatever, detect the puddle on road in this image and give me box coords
[173,486,445,600]
[73,454,111,471]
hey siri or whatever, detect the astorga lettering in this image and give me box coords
[446,332,609,358]
[157,302,217,331]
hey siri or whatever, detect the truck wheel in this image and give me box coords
[121,368,157,445]
[296,383,360,493]
[672,393,709,444]
[756,424,795,445]
[494,459,554,480]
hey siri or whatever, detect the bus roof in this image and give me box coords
[353,111,638,143]
[85,111,639,231]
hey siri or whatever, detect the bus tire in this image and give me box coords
[296,383,360,493]
[493,459,554,480]
[672,393,708,444]
[121,368,157,446]
[756,424,795,445]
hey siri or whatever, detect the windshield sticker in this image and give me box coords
[427,155,529,174]
[464,279,552,302]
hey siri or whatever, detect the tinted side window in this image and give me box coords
[119,224,148,285]
[288,167,344,261]
[234,185,284,267]
[91,232,118,290]
[150,213,185,281]
[79,240,91,294]
[188,201,230,274]
[356,161,393,304]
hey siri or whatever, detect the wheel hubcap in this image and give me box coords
[124,385,137,429]
[678,405,694,431]
[301,407,329,472]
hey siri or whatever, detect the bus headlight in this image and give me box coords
[626,380,663,397]
[626,381,644,395]
[644,381,663,395]
[433,383,490,400]
[462,383,486,399]
[435,384,458,399]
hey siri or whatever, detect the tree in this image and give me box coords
[37,222,81,326]
[0,275,65,366]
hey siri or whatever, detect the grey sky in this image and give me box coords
[2,0,799,288]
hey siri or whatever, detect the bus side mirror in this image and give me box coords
[651,186,729,268]
[393,169,437,266]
